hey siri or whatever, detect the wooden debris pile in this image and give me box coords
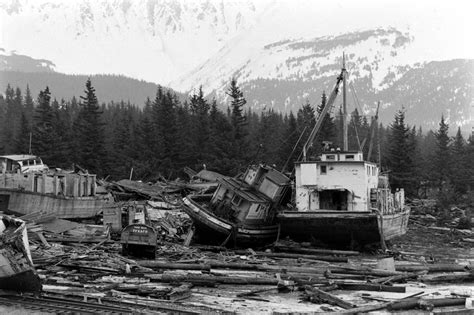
[408,198,473,230]
[17,235,472,314]
[21,211,110,245]
[146,202,193,243]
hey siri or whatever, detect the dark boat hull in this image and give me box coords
[277,207,410,246]
[0,270,42,292]
[182,196,279,246]
[0,215,42,292]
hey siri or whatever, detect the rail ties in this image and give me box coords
[0,295,134,314]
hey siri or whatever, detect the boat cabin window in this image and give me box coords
[320,165,327,175]
[231,195,243,207]
[326,154,336,161]
[345,154,354,160]
[259,178,280,199]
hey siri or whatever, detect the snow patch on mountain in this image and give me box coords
[0,0,272,83]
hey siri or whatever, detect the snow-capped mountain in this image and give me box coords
[0,0,272,83]
[0,0,473,130]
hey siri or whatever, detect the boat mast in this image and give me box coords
[342,53,348,151]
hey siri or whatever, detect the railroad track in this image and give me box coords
[0,295,135,314]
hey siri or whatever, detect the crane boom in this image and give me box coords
[302,69,345,160]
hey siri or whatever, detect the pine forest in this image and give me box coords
[1,79,473,206]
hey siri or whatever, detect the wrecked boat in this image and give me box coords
[0,155,113,219]
[277,56,410,248]
[0,215,42,292]
[183,164,291,246]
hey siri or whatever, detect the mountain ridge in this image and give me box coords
[1,0,472,132]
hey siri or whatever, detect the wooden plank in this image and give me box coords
[233,250,348,262]
[35,231,50,247]
[389,298,466,311]
[146,274,280,285]
[337,282,406,293]
[304,285,356,309]
[137,261,211,271]
[273,245,359,256]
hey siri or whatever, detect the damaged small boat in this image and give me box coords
[0,215,42,292]
[0,154,113,219]
[277,55,410,248]
[183,164,291,246]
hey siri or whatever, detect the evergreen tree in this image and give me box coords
[24,84,35,128]
[152,87,179,177]
[208,100,236,174]
[432,115,451,190]
[226,78,249,169]
[189,86,211,168]
[348,109,362,151]
[296,101,316,159]
[0,94,5,153]
[450,127,468,193]
[226,78,247,141]
[279,112,299,172]
[466,134,474,191]
[14,111,31,154]
[2,85,20,153]
[134,97,157,179]
[73,79,106,175]
[49,98,72,167]
[314,91,337,155]
[32,87,55,162]
[255,109,285,166]
[386,109,416,195]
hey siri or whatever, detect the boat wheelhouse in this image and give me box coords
[183,164,291,246]
[0,154,48,173]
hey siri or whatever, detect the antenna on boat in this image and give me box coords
[342,52,348,151]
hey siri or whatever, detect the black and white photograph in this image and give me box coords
[0,0,473,313]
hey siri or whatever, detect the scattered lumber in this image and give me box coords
[388,297,466,311]
[419,272,474,283]
[304,285,356,309]
[336,282,406,293]
[369,271,427,284]
[396,263,468,272]
[136,261,211,271]
[146,273,281,285]
[233,250,349,262]
[273,244,359,256]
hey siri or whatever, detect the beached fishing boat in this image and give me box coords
[183,164,291,246]
[0,215,42,292]
[277,56,410,248]
[0,155,113,219]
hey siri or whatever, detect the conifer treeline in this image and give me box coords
[0,79,473,199]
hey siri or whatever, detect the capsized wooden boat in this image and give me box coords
[182,164,291,247]
[0,215,42,292]
[183,194,280,246]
